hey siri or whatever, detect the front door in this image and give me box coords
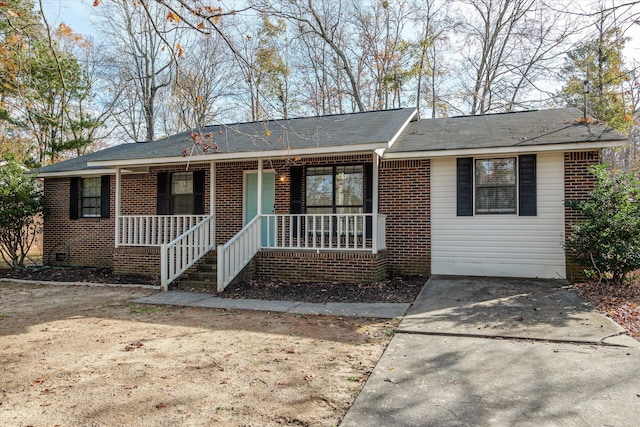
[244,171,275,245]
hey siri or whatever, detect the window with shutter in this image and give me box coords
[456,155,537,216]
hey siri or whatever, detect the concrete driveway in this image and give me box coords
[340,276,640,426]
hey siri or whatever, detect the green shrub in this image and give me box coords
[0,159,44,268]
[566,164,640,285]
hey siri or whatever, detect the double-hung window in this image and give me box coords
[171,172,194,215]
[81,177,102,217]
[156,170,205,215]
[457,155,536,217]
[475,158,516,214]
[69,176,110,220]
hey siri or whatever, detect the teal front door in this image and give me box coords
[244,171,275,245]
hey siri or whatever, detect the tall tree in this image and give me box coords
[410,0,454,118]
[0,0,100,165]
[457,0,577,115]
[254,0,367,112]
[162,33,238,132]
[559,19,631,132]
[97,0,178,142]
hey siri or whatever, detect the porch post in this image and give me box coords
[210,161,215,247]
[257,159,263,247]
[115,167,121,248]
[372,155,379,254]
[257,159,263,215]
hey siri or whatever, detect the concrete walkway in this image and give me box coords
[132,291,409,319]
[340,276,640,426]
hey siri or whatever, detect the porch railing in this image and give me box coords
[160,214,215,291]
[217,215,261,292]
[117,215,206,247]
[216,213,387,292]
[262,214,386,251]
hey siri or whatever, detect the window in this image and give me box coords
[81,177,102,217]
[70,176,110,219]
[457,155,536,217]
[171,172,194,215]
[475,158,516,214]
[156,170,205,215]
[306,165,364,215]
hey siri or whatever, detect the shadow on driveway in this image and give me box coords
[399,275,625,343]
[340,276,640,426]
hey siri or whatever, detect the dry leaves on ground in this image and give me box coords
[572,280,640,341]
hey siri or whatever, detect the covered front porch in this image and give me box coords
[111,158,387,291]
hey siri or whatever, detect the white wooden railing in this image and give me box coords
[262,214,386,251]
[216,213,387,292]
[117,215,206,247]
[160,215,215,291]
[217,216,261,292]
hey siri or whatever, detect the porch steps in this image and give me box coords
[174,251,218,292]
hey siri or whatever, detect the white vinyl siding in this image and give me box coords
[431,152,565,279]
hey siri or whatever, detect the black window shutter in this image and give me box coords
[193,170,205,215]
[457,158,473,216]
[290,166,303,214]
[100,175,111,218]
[156,172,169,215]
[519,154,537,216]
[69,177,80,220]
[364,163,373,238]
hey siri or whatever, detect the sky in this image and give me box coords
[41,0,640,60]
[40,0,96,36]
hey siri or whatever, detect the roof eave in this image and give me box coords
[36,168,119,178]
[382,139,627,159]
[86,143,389,168]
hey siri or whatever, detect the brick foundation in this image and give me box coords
[113,246,161,277]
[255,250,387,283]
[564,150,601,281]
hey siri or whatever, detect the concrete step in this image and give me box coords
[174,280,217,292]
[184,271,217,282]
[196,263,217,272]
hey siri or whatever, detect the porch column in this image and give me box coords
[257,159,263,215]
[257,159,263,247]
[372,155,379,254]
[210,161,216,246]
[115,167,121,248]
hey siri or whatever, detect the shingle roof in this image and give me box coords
[387,108,628,154]
[35,108,416,175]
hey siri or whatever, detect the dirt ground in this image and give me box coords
[0,282,399,426]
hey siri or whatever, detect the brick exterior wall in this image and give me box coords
[564,150,601,281]
[215,161,256,243]
[42,148,606,284]
[113,246,160,277]
[379,159,431,275]
[43,177,115,268]
[42,154,429,280]
[255,250,387,282]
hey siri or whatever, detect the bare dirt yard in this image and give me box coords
[0,282,399,426]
